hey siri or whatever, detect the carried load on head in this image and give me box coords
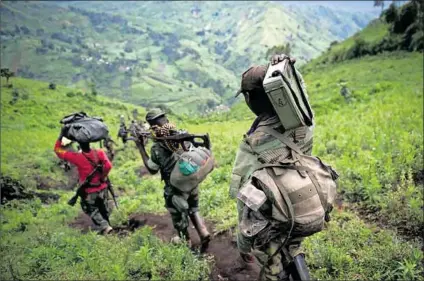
[60,112,109,143]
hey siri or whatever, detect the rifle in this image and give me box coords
[120,118,211,151]
[106,178,119,209]
[67,164,102,206]
[155,132,211,151]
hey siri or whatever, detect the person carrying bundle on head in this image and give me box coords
[54,112,115,235]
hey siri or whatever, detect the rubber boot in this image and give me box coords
[290,254,311,281]
[189,212,210,251]
[101,225,113,235]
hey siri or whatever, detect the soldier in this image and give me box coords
[54,127,113,235]
[136,108,211,249]
[230,57,314,280]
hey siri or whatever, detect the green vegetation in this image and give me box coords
[309,1,423,66]
[0,1,377,114]
[0,77,144,188]
[0,198,209,280]
[1,50,422,280]
[1,3,423,280]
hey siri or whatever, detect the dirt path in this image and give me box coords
[69,212,260,281]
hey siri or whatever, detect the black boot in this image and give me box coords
[289,254,311,281]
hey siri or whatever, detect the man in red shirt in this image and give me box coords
[54,128,113,234]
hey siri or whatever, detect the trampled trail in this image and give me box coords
[70,212,260,281]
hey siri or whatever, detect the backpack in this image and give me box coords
[170,146,215,192]
[237,126,338,238]
[60,112,109,143]
[262,54,314,131]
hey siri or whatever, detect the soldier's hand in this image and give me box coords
[138,135,146,146]
[271,54,296,65]
[271,54,285,65]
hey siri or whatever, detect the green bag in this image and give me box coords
[170,146,215,192]
[237,127,338,238]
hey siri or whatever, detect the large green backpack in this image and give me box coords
[237,126,338,238]
[170,146,215,192]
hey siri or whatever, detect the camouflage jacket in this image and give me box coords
[230,114,314,253]
[147,141,175,184]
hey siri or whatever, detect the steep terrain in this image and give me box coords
[0,1,377,114]
[1,2,423,281]
[1,49,423,280]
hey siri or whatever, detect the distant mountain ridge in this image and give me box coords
[0,1,378,114]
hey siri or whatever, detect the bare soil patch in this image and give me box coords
[1,175,60,204]
[69,212,259,281]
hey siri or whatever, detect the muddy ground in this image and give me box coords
[70,212,260,281]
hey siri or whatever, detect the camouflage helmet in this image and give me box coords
[145,108,166,122]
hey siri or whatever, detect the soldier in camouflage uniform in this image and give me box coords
[136,109,210,248]
[230,58,314,280]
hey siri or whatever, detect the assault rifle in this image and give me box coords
[67,164,102,206]
[106,178,119,209]
[68,155,119,209]
[120,118,211,151]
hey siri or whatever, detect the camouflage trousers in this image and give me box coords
[253,236,304,281]
[236,201,304,281]
[80,188,111,232]
[164,184,199,237]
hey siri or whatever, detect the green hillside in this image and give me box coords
[0,77,145,187]
[0,1,377,114]
[1,2,423,281]
[308,1,423,67]
[1,49,423,280]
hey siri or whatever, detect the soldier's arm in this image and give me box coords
[136,141,159,175]
[54,128,79,165]
[229,141,257,199]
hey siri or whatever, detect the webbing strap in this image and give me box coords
[305,170,326,210]
[259,168,295,279]
[82,150,104,185]
[255,126,303,155]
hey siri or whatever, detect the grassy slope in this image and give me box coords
[2,51,423,280]
[307,18,391,67]
[0,77,145,187]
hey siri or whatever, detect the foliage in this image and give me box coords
[305,211,423,281]
[0,1,378,114]
[310,1,423,66]
[1,68,15,84]
[0,8,423,280]
[0,198,209,280]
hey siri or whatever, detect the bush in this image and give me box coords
[66,91,75,97]
[383,3,398,23]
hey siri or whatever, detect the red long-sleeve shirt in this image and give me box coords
[54,140,112,193]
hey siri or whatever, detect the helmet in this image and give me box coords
[145,108,165,123]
